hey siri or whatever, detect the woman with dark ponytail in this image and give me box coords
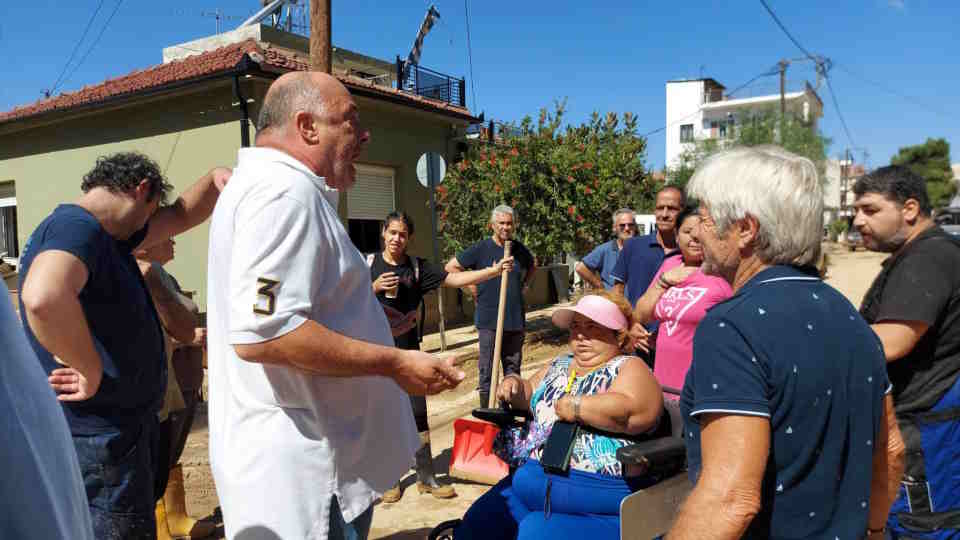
[368,210,513,502]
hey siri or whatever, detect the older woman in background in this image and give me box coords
[453,290,662,540]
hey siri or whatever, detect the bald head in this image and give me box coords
[257,72,351,135]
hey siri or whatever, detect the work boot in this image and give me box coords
[415,432,456,499]
[156,500,173,540]
[381,482,403,503]
[163,465,216,539]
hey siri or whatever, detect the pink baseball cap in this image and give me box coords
[551,295,628,331]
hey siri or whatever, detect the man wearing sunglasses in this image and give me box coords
[575,208,637,290]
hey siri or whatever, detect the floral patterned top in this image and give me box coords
[494,353,639,476]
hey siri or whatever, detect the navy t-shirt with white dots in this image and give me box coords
[681,265,889,540]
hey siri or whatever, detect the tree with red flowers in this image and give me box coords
[439,101,656,263]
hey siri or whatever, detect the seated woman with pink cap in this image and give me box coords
[453,289,663,540]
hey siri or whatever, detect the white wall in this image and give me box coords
[665,80,705,168]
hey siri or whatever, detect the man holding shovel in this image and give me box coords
[446,205,536,408]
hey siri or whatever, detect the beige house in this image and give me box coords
[0,26,558,329]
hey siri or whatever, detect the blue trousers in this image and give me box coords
[455,460,632,540]
[888,377,960,540]
[74,419,158,539]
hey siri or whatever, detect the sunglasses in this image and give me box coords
[617,223,637,229]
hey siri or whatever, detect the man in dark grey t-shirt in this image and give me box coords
[446,205,536,408]
[855,165,960,539]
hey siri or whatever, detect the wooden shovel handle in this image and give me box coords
[489,240,512,409]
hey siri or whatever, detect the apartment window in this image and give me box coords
[718,122,727,138]
[0,181,17,260]
[679,124,694,143]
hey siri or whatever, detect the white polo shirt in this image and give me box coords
[206,147,419,539]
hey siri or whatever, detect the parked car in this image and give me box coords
[845,229,863,251]
[942,224,960,238]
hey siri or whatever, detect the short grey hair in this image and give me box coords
[257,74,327,133]
[612,208,635,225]
[687,145,823,266]
[490,204,516,223]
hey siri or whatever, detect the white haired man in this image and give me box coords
[575,208,637,290]
[206,72,464,540]
[666,146,902,540]
[446,205,536,408]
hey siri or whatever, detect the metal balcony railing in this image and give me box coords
[396,57,466,108]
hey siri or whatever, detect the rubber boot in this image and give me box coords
[415,432,456,499]
[163,465,216,539]
[156,500,173,540]
[381,482,403,503]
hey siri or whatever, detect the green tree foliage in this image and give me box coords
[890,138,956,207]
[438,101,655,262]
[666,108,832,186]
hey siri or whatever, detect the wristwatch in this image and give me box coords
[573,395,582,423]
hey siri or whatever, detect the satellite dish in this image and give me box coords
[416,152,446,188]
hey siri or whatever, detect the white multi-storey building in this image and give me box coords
[665,78,824,168]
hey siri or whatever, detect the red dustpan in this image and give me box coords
[448,241,513,485]
[449,418,509,484]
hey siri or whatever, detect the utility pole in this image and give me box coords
[310,0,332,73]
[840,148,851,216]
[778,59,788,144]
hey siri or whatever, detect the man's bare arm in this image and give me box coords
[142,266,198,344]
[233,320,464,396]
[21,250,102,400]
[667,414,769,540]
[444,257,477,299]
[574,262,604,290]
[872,320,929,362]
[868,394,905,534]
[139,167,231,249]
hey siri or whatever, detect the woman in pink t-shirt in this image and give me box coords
[633,206,732,395]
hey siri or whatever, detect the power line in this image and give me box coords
[834,62,954,120]
[60,0,125,90]
[823,74,855,147]
[463,0,478,111]
[643,69,779,138]
[758,0,815,61]
[757,0,855,147]
[49,0,106,95]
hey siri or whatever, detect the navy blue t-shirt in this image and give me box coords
[610,233,671,307]
[19,204,166,435]
[681,265,889,539]
[456,238,534,331]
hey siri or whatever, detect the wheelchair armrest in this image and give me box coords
[616,437,686,470]
[472,407,533,429]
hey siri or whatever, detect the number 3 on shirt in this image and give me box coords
[253,277,280,315]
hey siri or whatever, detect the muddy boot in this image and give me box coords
[164,465,216,539]
[415,432,456,499]
[381,482,403,503]
[156,500,173,540]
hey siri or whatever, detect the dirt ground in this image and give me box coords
[179,243,887,539]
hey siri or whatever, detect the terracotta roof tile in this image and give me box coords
[0,39,476,125]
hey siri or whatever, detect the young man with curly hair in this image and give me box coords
[19,152,230,538]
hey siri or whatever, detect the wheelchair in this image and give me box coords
[428,389,690,540]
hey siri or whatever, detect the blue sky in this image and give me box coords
[2,0,957,170]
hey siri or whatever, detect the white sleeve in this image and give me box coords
[228,194,320,344]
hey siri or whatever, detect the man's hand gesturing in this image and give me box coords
[394,351,466,395]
